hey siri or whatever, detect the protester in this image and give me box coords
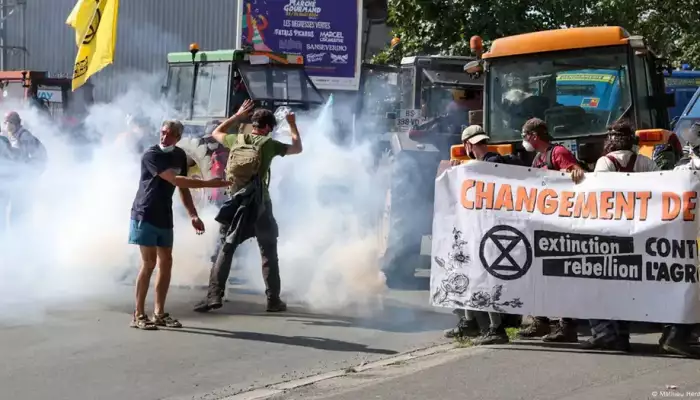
[660,122,700,357]
[194,99,303,313]
[517,117,584,343]
[580,121,658,351]
[129,120,231,330]
[443,125,524,344]
[0,111,46,229]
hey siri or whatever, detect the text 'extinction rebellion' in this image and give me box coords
[536,231,699,283]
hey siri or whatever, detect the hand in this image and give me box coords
[285,112,296,125]
[450,159,461,166]
[234,99,255,118]
[207,178,233,188]
[191,216,205,235]
[570,168,585,184]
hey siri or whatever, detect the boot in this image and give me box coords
[517,317,551,339]
[542,319,578,343]
[473,326,510,345]
[661,325,698,357]
[444,316,481,339]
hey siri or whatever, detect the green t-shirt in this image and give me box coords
[223,133,289,200]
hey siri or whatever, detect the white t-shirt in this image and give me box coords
[594,150,659,172]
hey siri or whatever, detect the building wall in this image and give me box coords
[2,0,391,100]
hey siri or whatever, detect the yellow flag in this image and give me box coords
[65,0,119,91]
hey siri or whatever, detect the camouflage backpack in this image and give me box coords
[225,133,270,192]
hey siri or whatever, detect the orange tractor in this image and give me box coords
[422,26,682,259]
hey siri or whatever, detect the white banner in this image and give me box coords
[430,161,700,324]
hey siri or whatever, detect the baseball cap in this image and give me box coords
[461,125,489,144]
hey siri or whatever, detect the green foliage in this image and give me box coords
[372,0,700,67]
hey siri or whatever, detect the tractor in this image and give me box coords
[374,55,484,288]
[428,26,681,256]
[162,45,325,206]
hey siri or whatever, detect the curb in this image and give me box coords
[218,342,458,400]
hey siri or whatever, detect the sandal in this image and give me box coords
[130,313,158,330]
[151,313,182,328]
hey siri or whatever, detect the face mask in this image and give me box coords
[522,140,535,152]
[159,144,175,153]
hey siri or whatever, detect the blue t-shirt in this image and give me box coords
[130,145,188,229]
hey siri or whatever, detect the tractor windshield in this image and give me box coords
[166,64,196,116]
[487,46,632,141]
[239,64,324,105]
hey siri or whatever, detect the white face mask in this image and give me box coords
[159,144,175,153]
[522,140,535,152]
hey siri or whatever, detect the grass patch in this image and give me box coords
[506,327,519,341]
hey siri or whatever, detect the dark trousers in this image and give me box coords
[207,201,281,301]
[590,319,630,342]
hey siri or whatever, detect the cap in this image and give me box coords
[461,125,489,144]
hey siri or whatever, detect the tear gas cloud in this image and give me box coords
[0,71,401,320]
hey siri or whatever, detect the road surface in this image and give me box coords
[270,334,700,400]
[0,283,453,400]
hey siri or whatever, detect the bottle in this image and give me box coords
[274,106,292,135]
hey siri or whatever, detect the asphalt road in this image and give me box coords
[0,283,454,400]
[272,334,700,400]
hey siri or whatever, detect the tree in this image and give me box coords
[373,0,700,67]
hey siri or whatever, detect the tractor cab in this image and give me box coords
[164,45,325,138]
[163,45,325,207]
[392,55,483,156]
[458,27,680,167]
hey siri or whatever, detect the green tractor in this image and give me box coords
[163,45,325,206]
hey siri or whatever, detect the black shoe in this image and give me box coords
[267,298,287,312]
[542,323,578,343]
[580,337,631,352]
[473,327,510,345]
[193,297,223,313]
[444,317,480,339]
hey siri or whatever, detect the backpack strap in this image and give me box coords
[236,133,246,145]
[545,144,561,170]
[606,153,637,172]
[605,155,623,171]
[625,153,637,172]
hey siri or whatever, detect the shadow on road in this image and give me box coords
[164,326,400,355]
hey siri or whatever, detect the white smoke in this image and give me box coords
[0,76,394,321]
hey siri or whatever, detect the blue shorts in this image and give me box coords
[128,219,174,248]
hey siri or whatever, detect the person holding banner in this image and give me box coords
[578,121,658,351]
[445,125,524,345]
[518,117,585,343]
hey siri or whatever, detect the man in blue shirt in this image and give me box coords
[128,120,231,330]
